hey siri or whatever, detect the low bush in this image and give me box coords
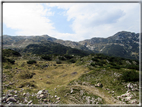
[41,55,52,61]
[121,70,139,82]
[56,60,62,64]
[27,60,37,64]
[125,65,139,70]
[59,56,66,60]
[7,59,15,64]
[4,65,12,69]
[19,82,37,88]
[69,59,76,63]
[91,62,95,66]
[18,71,35,79]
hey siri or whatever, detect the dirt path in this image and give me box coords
[72,84,122,104]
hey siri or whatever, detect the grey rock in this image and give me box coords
[70,88,73,94]
[56,97,60,100]
[37,90,45,95]
[127,83,133,89]
[80,90,84,96]
[97,97,102,102]
[86,96,90,104]
[39,94,46,99]
[91,97,95,104]
[95,83,103,88]
[129,99,138,104]
[6,97,16,102]
[27,100,32,104]
[124,96,132,102]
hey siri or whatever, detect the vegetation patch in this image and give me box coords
[121,70,139,82]
[27,60,37,64]
[18,71,36,79]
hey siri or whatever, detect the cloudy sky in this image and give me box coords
[3,3,140,41]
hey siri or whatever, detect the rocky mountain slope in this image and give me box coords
[79,31,139,59]
[3,31,139,60]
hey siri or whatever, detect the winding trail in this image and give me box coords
[72,84,122,104]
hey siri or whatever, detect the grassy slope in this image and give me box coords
[2,54,139,104]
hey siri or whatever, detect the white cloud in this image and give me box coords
[3,3,140,41]
[47,3,140,41]
[3,3,56,36]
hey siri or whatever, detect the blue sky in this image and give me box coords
[47,6,74,34]
[3,3,140,41]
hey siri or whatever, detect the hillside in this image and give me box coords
[2,49,139,105]
[21,41,92,56]
[3,31,139,60]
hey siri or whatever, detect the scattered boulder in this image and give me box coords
[37,90,45,95]
[80,90,84,96]
[95,83,103,88]
[56,97,60,100]
[39,94,46,99]
[129,99,138,104]
[6,97,16,102]
[27,100,32,104]
[127,83,133,89]
[70,88,73,94]
[125,96,132,102]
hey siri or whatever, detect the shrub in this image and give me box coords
[41,55,52,61]
[125,65,139,70]
[59,56,66,60]
[121,70,139,82]
[64,55,73,59]
[91,62,95,66]
[92,57,98,61]
[19,71,35,79]
[4,65,12,69]
[7,59,15,64]
[69,59,76,63]
[56,60,62,64]
[27,60,37,64]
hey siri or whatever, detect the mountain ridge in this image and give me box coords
[3,31,139,60]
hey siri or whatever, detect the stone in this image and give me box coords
[2,97,7,102]
[55,95,57,98]
[97,97,102,102]
[127,83,133,89]
[70,88,73,94]
[91,97,95,104]
[56,97,60,100]
[86,96,90,104]
[39,94,46,99]
[43,99,47,102]
[37,90,45,95]
[80,90,84,96]
[27,100,32,104]
[6,97,16,102]
[117,96,121,100]
[95,83,103,88]
[7,94,12,97]
[129,99,138,104]
[13,95,18,98]
[23,93,26,96]
[14,91,17,94]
